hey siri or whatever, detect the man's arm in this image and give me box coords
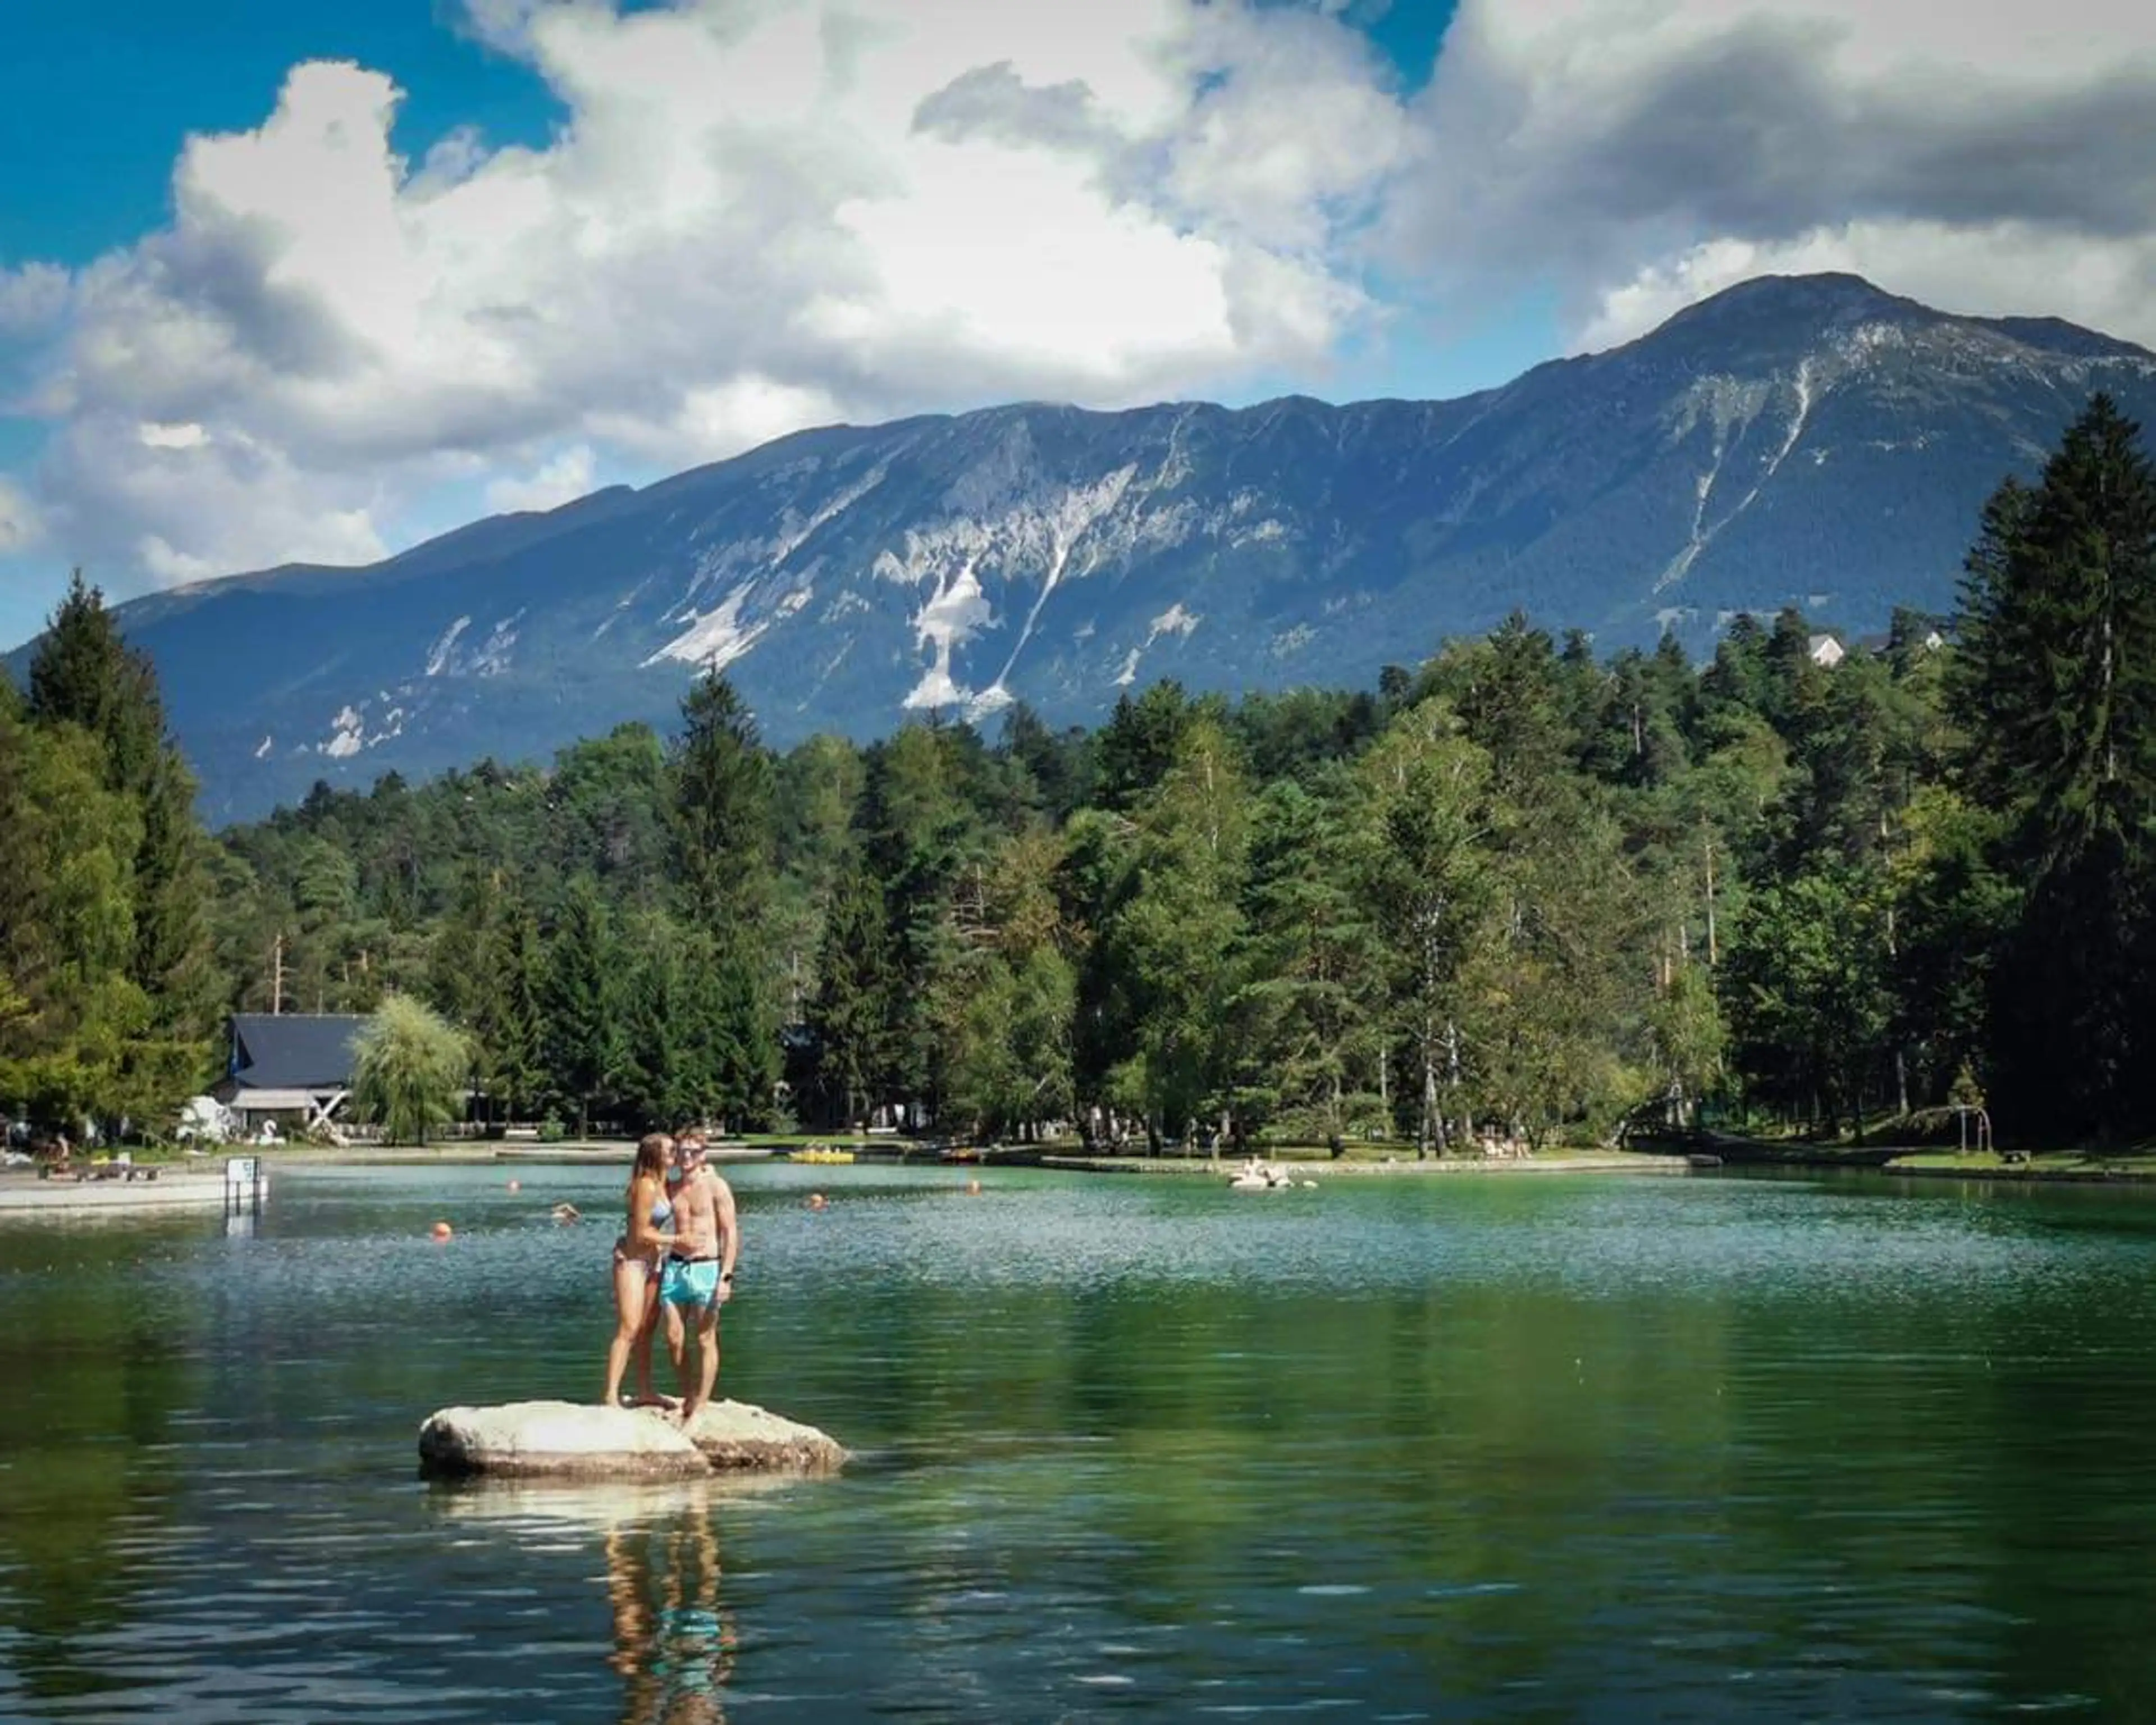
[714,1174,739,1297]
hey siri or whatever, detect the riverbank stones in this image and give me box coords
[417,1398,845,1480]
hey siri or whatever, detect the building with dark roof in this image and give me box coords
[212,1013,367,1130]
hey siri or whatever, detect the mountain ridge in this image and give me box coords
[17,272,2156,822]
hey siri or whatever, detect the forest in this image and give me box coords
[3,395,2153,1152]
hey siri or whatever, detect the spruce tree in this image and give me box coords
[24,573,216,1112]
[620,914,691,1131]
[27,572,165,793]
[541,877,620,1133]
[670,674,776,1122]
[1952,394,2156,1140]
[1956,396,2156,862]
[807,852,892,1129]
[472,893,545,1123]
[673,672,774,938]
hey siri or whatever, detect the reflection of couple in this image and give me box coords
[605,1133,740,1422]
[606,1508,736,1725]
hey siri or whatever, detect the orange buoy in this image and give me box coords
[431,1220,454,1242]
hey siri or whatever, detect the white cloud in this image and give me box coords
[0,263,71,339]
[484,444,597,513]
[4,0,1397,592]
[1582,223,2156,350]
[7,0,2156,600]
[0,477,40,553]
[1392,0,2156,353]
[139,421,209,450]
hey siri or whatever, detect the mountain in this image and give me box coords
[26,272,2156,822]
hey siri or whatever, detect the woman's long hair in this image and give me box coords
[631,1132,673,1192]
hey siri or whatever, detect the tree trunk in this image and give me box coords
[1418,1028,1437,1160]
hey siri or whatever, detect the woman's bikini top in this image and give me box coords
[649,1190,674,1228]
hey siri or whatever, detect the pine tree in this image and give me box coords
[1093,682,1192,810]
[619,913,692,1131]
[1955,396,2156,864]
[473,893,545,1124]
[26,573,216,1090]
[673,673,774,938]
[540,877,621,1133]
[26,572,165,793]
[807,851,892,1129]
[1952,395,2156,1139]
[863,723,982,1120]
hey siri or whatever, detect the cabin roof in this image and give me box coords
[226,1013,367,1090]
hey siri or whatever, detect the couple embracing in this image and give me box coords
[604,1131,739,1424]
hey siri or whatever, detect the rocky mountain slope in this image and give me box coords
[31,273,2156,821]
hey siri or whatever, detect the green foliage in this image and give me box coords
[540,877,622,1131]
[1228,776,1385,1141]
[1358,702,1495,1153]
[3,390,2117,1157]
[1096,717,1250,1145]
[1724,864,1893,1135]
[351,993,471,1144]
[673,673,774,937]
[1951,395,2156,1140]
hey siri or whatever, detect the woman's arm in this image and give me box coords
[627,1176,675,1253]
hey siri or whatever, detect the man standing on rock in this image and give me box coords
[660,1134,738,1426]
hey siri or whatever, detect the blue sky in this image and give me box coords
[0,4,559,264]
[3,0,2150,651]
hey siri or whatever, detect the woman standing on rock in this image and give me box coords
[604,1133,679,1408]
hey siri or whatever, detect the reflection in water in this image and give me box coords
[606,1508,737,1725]
[0,1218,196,1705]
[430,1476,770,1724]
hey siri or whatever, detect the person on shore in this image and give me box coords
[660,1134,738,1425]
[604,1132,679,1408]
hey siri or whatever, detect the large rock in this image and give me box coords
[682,1399,847,1474]
[416,1398,845,1480]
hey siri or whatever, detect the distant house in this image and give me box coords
[212,1013,367,1133]
[1856,624,1950,660]
[1806,633,1846,669]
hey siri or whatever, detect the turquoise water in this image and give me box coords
[4,1163,2156,1721]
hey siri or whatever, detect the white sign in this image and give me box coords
[225,1156,258,1190]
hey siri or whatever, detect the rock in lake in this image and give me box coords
[680,1398,847,1473]
[417,1399,845,1480]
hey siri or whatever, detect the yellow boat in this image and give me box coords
[788,1146,856,1166]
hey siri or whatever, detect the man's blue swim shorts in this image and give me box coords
[661,1254,720,1309]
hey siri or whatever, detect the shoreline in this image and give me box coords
[1032,1151,1692,1178]
[1635,1130,2156,1191]
[20,1140,2151,1207]
[0,1167,254,1214]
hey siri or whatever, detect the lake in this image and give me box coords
[3,1161,2155,1722]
